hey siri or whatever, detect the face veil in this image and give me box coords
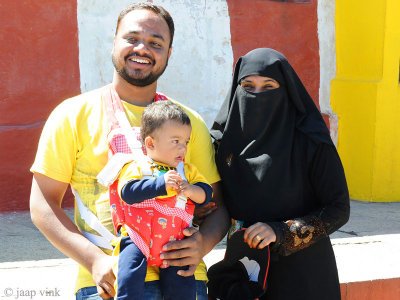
[210,48,333,223]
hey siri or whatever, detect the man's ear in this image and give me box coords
[145,136,155,150]
[168,46,172,59]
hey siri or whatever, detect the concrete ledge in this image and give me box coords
[1,256,399,300]
[204,234,400,300]
[332,234,400,282]
[334,234,400,299]
[1,201,399,299]
[0,259,77,299]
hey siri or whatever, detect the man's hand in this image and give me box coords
[90,253,116,299]
[159,182,230,278]
[192,202,218,226]
[160,227,203,276]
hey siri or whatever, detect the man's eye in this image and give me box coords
[172,140,179,144]
[127,37,137,44]
[151,42,162,48]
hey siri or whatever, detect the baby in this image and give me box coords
[112,101,212,300]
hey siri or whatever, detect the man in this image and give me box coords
[30,3,229,299]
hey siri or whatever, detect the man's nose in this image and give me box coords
[133,40,150,54]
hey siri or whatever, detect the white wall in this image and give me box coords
[77,0,233,127]
[78,0,336,132]
[318,0,338,144]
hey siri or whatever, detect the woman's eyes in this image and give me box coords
[262,85,275,90]
[241,84,276,92]
[242,84,254,91]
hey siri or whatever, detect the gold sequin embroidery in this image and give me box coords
[226,153,233,167]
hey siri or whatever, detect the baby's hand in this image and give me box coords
[178,182,206,205]
[164,170,183,191]
[178,181,192,198]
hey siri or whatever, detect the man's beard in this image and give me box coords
[112,53,168,87]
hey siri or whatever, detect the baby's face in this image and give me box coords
[146,120,191,167]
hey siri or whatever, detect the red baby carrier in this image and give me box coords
[97,84,194,266]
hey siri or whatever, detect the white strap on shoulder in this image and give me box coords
[81,231,113,250]
[97,153,135,187]
[72,187,116,249]
[115,110,143,154]
[97,109,151,186]
[115,110,153,174]
[175,161,188,210]
[176,161,187,181]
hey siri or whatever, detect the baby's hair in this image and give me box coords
[141,101,191,143]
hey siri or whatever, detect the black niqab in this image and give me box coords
[211,48,333,224]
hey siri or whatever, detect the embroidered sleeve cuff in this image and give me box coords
[269,216,327,256]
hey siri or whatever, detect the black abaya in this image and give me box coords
[210,48,350,299]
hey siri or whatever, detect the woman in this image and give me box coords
[210,48,350,299]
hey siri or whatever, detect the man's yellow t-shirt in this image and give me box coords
[30,87,220,293]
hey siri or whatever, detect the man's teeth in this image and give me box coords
[130,58,150,64]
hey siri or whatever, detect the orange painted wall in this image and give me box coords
[226,0,320,108]
[340,279,400,300]
[0,0,80,211]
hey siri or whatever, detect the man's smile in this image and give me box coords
[126,55,153,66]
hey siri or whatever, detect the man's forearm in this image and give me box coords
[30,174,105,272]
[30,174,116,298]
[198,181,230,256]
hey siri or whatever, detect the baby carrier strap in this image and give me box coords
[72,186,116,250]
[97,84,167,232]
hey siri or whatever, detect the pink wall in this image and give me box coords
[227,0,320,108]
[0,0,80,211]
